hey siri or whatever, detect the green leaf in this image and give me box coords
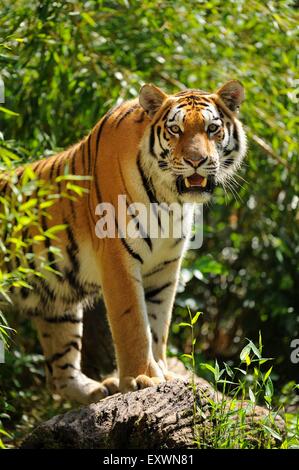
[262,425,282,442]
[263,366,273,383]
[247,339,261,359]
[81,12,96,27]
[177,322,191,328]
[200,363,215,374]
[265,378,274,398]
[224,362,233,378]
[240,344,251,362]
[0,106,19,116]
[191,311,202,325]
[248,387,256,403]
[181,354,193,359]
[44,224,67,238]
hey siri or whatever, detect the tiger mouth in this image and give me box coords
[176,174,216,194]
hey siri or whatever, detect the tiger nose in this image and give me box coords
[183,156,208,168]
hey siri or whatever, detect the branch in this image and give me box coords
[250,133,289,169]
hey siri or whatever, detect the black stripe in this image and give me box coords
[173,237,185,247]
[81,141,86,175]
[65,220,80,274]
[149,313,157,320]
[95,104,123,158]
[44,314,83,323]
[46,347,71,364]
[35,158,48,176]
[149,125,157,158]
[120,234,143,264]
[55,157,64,194]
[64,341,81,351]
[116,104,138,127]
[28,281,52,308]
[64,267,86,298]
[121,307,132,316]
[186,95,205,102]
[137,154,159,206]
[144,257,180,278]
[147,298,162,305]
[20,287,30,299]
[57,363,78,370]
[158,161,168,171]
[69,149,77,220]
[151,330,158,343]
[36,278,56,302]
[137,154,162,229]
[87,134,92,175]
[70,148,76,175]
[42,228,61,274]
[126,201,152,251]
[176,89,210,97]
[156,125,168,158]
[223,157,234,166]
[114,213,143,264]
[63,223,100,297]
[145,282,172,301]
[135,110,145,123]
[41,215,61,275]
[117,157,151,250]
[196,101,211,107]
[161,108,171,122]
[48,158,57,180]
[233,125,239,152]
[94,176,102,204]
[168,109,180,123]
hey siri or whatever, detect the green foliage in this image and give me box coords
[0,340,72,448]
[179,311,299,449]
[0,0,298,448]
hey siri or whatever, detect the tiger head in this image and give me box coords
[139,81,247,203]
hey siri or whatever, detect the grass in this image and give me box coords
[179,310,299,449]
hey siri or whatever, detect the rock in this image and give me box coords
[22,375,285,449]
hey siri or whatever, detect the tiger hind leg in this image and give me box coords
[32,306,119,404]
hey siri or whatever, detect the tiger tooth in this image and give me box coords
[201,177,207,188]
[184,178,190,188]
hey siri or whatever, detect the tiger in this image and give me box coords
[0,80,247,404]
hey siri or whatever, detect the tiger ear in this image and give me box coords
[139,84,168,118]
[216,80,245,112]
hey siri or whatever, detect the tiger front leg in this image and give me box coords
[145,256,185,382]
[33,306,119,404]
[100,245,165,393]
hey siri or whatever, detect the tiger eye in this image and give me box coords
[208,123,219,133]
[169,125,180,134]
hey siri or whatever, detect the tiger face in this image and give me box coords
[139,80,247,203]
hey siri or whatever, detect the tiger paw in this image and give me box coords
[53,372,119,404]
[120,374,165,393]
